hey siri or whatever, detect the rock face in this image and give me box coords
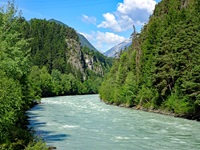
[66,38,105,79]
[66,38,84,73]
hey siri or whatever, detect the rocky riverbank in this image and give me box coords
[104,101,200,121]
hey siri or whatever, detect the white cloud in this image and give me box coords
[117,0,156,14]
[98,0,157,32]
[97,13,122,32]
[80,31,127,52]
[79,32,94,41]
[82,14,97,25]
[96,31,126,44]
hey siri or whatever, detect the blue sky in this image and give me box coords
[1,0,161,52]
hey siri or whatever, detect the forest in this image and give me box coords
[23,18,112,97]
[100,0,200,120]
[0,1,112,149]
[1,0,200,149]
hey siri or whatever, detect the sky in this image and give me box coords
[0,0,161,52]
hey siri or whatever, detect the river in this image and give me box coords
[27,94,200,150]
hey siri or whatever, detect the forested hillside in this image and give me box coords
[49,19,98,51]
[100,0,200,120]
[19,18,112,97]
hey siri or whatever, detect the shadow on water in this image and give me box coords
[36,128,70,143]
[43,133,70,142]
[31,104,45,111]
[30,120,47,128]
[27,105,70,143]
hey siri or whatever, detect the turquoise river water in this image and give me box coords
[27,95,200,150]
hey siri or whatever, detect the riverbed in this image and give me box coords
[27,95,200,150]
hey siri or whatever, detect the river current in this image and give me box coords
[27,95,200,150]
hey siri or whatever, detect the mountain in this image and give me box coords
[100,0,200,120]
[104,39,132,57]
[48,19,69,27]
[78,33,97,51]
[21,18,112,97]
[49,19,97,51]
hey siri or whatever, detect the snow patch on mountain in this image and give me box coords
[103,39,132,57]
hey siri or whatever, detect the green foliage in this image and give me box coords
[25,139,48,150]
[28,65,105,97]
[0,1,36,149]
[0,2,30,80]
[26,19,68,73]
[28,66,42,100]
[0,72,22,143]
[163,93,192,114]
[100,0,200,119]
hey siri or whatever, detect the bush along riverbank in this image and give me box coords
[104,101,200,121]
[0,2,48,149]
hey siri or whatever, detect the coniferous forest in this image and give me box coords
[100,0,200,119]
[24,18,112,97]
[1,0,200,149]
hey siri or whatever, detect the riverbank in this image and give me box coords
[104,101,200,121]
[28,101,57,150]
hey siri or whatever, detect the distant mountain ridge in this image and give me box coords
[104,39,132,57]
[49,19,97,51]
[77,33,97,51]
